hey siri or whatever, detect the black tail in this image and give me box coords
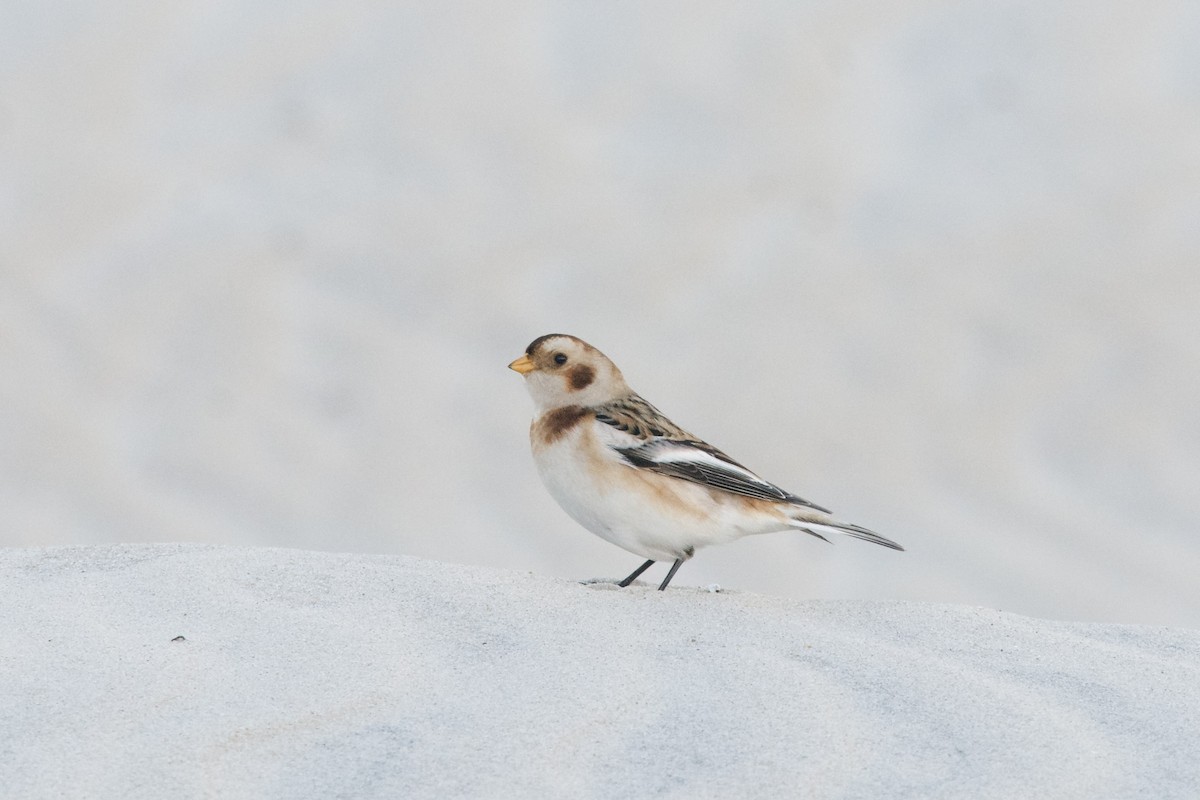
[789,518,904,551]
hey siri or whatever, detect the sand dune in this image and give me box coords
[3,544,1197,799]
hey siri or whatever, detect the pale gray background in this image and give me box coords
[2,1,1198,626]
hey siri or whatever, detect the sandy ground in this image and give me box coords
[1,3,1198,628]
[2,544,1198,799]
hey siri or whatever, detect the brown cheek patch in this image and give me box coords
[567,365,595,391]
[534,405,589,447]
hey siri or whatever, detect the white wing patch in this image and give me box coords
[613,437,831,511]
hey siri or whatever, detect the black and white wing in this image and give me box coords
[593,394,831,513]
[614,438,832,512]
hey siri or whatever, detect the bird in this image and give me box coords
[508,334,903,591]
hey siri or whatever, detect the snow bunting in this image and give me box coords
[509,334,903,590]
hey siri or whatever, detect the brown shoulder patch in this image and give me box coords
[567,364,595,391]
[533,405,589,446]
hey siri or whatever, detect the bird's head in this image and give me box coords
[508,334,630,411]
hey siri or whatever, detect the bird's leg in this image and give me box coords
[657,559,683,591]
[618,559,655,587]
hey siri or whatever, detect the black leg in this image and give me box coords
[657,559,683,591]
[618,559,655,587]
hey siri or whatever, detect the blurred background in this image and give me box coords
[2,1,1198,627]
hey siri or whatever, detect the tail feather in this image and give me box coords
[788,515,905,551]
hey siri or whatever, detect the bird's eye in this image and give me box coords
[553,353,568,366]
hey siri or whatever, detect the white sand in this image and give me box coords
[3,544,1197,799]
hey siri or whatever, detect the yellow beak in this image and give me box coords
[508,354,535,375]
